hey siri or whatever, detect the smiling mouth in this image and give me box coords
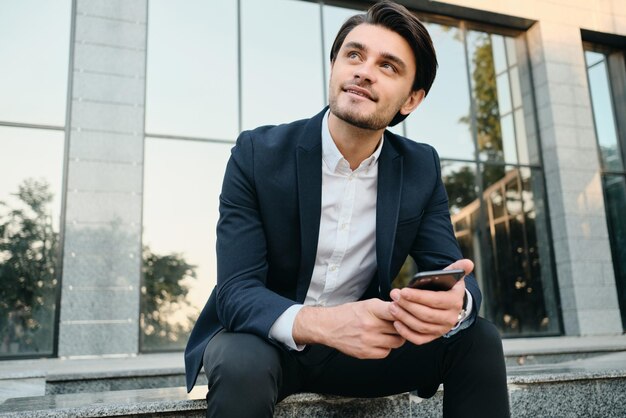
[343,85,376,102]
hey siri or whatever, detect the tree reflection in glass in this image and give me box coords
[0,180,58,356]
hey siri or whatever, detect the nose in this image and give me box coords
[353,60,377,84]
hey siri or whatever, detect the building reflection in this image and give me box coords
[450,166,559,336]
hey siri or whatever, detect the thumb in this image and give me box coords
[445,259,474,276]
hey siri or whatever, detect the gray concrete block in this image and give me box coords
[577,309,622,335]
[549,103,577,127]
[75,15,146,50]
[556,146,597,169]
[66,160,143,193]
[573,105,595,129]
[62,254,138,288]
[71,100,144,133]
[64,190,142,224]
[558,169,600,192]
[559,286,577,310]
[72,70,145,105]
[571,285,620,310]
[68,129,143,163]
[73,43,145,76]
[570,238,613,262]
[76,0,147,23]
[545,62,587,87]
[60,287,138,322]
[58,321,139,357]
[63,222,141,261]
[561,308,581,335]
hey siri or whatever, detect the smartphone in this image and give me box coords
[406,268,465,291]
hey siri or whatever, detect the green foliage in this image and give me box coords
[140,247,196,351]
[0,179,58,356]
[459,33,503,163]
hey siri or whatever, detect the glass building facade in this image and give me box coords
[1,0,624,357]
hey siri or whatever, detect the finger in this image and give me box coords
[390,303,452,334]
[445,258,474,276]
[368,299,397,322]
[375,333,406,349]
[398,283,465,310]
[393,321,439,346]
[390,300,453,327]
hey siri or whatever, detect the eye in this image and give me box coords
[381,62,397,73]
[347,51,361,60]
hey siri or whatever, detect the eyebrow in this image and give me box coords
[342,41,407,72]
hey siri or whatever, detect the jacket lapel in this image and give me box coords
[376,134,403,298]
[295,109,325,302]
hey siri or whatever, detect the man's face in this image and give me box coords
[328,23,423,131]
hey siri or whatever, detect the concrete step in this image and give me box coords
[2,335,626,416]
[2,366,626,418]
[2,334,625,399]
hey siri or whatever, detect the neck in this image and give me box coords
[327,112,385,170]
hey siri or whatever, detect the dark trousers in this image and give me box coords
[202,317,509,417]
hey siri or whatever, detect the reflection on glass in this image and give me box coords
[603,175,626,327]
[145,0,238,140]
[322,4,364,101]
[406,23,474,160]
[585,51,624,172]
[241,0,324,130]
[0,1,71,126]
[466,31,502,163]
[0,127,64,357]
[141,137,231,351]
[481,165,559,336]
[444,162,480,283]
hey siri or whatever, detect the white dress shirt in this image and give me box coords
[269,111,471,350]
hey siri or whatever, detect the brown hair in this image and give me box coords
[330,1,438,126]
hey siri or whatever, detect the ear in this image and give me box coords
[399,89,426,116]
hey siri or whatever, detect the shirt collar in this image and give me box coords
[321,110,384,173]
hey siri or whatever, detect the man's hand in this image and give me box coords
[389,259,474,345]
[292,299,406,359]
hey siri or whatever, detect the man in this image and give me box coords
[185,1,509,417]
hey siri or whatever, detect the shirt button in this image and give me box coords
[329,265,337,272]
[341,223,348,230]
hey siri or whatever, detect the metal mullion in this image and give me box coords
[146,133,236,145]
[0,121,65,131]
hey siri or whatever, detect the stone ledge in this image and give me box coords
[4,371,626,418]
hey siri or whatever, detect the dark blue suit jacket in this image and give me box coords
[184,108,481,391]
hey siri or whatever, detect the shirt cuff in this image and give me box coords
[268,304,306,351]
[443,289,474,338]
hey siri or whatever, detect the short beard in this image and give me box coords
[328,91,407,131]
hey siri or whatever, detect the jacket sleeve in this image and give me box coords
[215,131,297,339]
[409,147,482,324]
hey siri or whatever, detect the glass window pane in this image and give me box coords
[467,30,503,163]
[323,4,364,100]
[585,50,604,68]
[491,34,507,74]
[501,113,517,164]
[443,162,483,294]
[0,1,71,126]
[406,23,475,160]
[241,0,324,130]
[586,58,623,171]
[141,137,232,351]
[496,73,512,116]
[509,66,522,109]
[514,108,531,165]
[0,126,64,357]
[505,37,517,67]
[603,175,626,327]
[145,0,238,140]
[481,165,560,336]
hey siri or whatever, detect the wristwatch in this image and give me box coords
[457,291,469,322]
